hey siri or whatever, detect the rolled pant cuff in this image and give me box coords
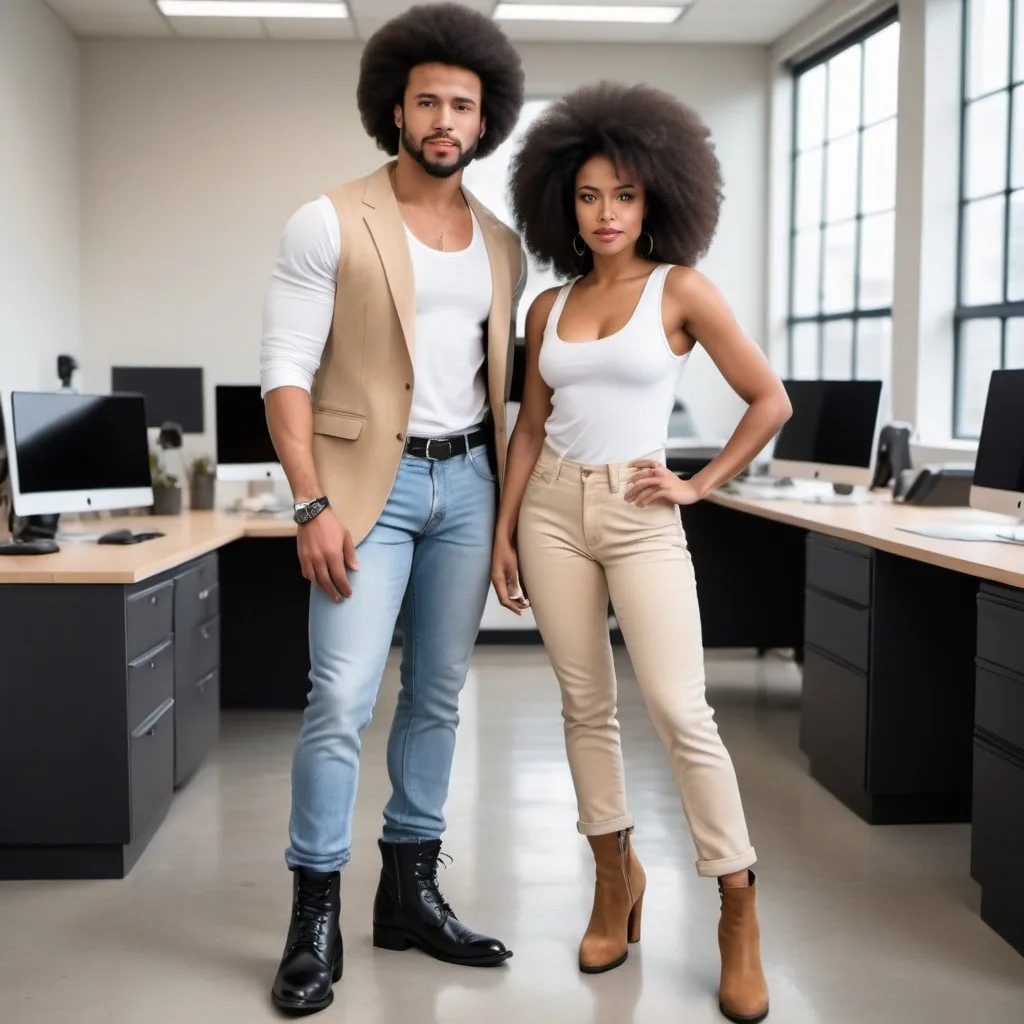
[577,813,634,836]
[696,847,757,878]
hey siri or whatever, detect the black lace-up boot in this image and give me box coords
[271,868,342,1016]
[372,839,512,966]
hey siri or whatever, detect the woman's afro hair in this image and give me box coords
[509,82,724,279]
[357,2,525,160]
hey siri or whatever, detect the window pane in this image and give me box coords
[792,229,822,315]
[823,221,857,312]
[965,92,1010,198]
[826,134,859,222]
[967,0,1011,98]
[860,211,896,308]
[863,22,900,124]
[1007,318,1024,366]
[1015,0,1024,80]
[856,317,892,380]
[1015,0,1024,81]
[791,323,820,378]
[1013,85,1024,188]
[962,195,1007,304]
[1009,190,1024,299]
[795,148,824,229]
[797,64,827,151]
[822,320,854,378]
[957,319,1003,436]
[861,118,897,214]
[827,44,863,139]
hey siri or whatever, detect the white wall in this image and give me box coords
[0,0,81,394]
[80,39,769,458]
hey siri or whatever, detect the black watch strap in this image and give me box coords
[294,496,330,525]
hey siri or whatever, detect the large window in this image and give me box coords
[787,12,900,383]
[955,0,1024,438]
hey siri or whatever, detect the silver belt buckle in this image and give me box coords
[425,437,454,460]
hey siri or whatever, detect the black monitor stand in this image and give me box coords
[0,512,61,556]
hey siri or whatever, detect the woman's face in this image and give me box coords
[574,154,648,260]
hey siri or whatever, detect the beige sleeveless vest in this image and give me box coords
[310,162,526,547]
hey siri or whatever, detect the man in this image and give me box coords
[259,3,526,1016]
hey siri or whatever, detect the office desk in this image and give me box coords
[691,490,1024,954]
[0,511,304,880]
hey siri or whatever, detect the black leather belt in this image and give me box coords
[404,427,488,461]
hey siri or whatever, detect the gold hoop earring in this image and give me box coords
[572,233,586,257]
[638,231,654,259]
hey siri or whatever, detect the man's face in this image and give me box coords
[395,63,486,179]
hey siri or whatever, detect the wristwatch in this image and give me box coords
[293,496,330,525]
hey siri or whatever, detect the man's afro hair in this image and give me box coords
[357,2,525,160]
[509,82,724,279]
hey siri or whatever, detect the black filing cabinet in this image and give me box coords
[0,553,220,879]
[800,534,978,824]
[173,554,220,786]
[972,583,1024,955]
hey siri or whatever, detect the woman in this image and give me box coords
[492,83,791,1023]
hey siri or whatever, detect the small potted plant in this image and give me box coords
[190,455,216,510]
[150,452,182,516]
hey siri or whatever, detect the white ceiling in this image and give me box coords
[43,0,833,45]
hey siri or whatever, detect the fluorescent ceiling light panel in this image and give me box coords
[493,3,687,24]
[157,1,349,18]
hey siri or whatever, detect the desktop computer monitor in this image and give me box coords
[111,366,204,433]
[970,368,1024,521]
[0,390,153,518]
[770,379,884,489]
[215,384,284,482]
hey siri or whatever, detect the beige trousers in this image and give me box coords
[517,443,757,878]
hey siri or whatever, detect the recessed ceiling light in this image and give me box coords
[157,1,349,18]
[493,3,688,24]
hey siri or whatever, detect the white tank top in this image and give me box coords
[404,210,493,437]
[538,264,689,465]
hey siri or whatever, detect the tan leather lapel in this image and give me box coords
[361,163,415,362]
[464,188,512,426]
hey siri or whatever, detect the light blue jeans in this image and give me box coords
[285,445,497,872]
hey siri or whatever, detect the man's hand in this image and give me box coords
[297,511,358,602]
[624,460,705,508]
[491,538,530,615]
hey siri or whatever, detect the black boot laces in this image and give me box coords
[292,877,335,951]
[420,851,456,922]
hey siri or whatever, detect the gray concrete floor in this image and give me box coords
[1,647,1022,1023]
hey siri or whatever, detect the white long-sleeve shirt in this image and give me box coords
[260,195,494,437]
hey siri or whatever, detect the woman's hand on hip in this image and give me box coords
[491,538,531,615]
[625,460,704,507]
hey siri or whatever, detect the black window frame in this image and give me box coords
[786,7,900,382]
[954,0,1024,438]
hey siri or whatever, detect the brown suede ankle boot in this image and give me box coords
[717,871,769,1022]
[578,828,646,974]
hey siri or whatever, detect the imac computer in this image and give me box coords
[215,385,284,483]
[971,368,1024,527]
[898,369,1024,543]
[761,379,884,501]
[112,366,204,433]
[0,390,154,554]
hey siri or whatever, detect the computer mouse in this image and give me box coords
[98,529,141,545]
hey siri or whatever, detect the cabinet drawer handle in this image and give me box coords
[149,595,158,606]
[198,588,210,601]
[201,627,210,640]
[132,697,174,739]
[149,661,155,670]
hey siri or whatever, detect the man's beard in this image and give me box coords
[401,126,480,178]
